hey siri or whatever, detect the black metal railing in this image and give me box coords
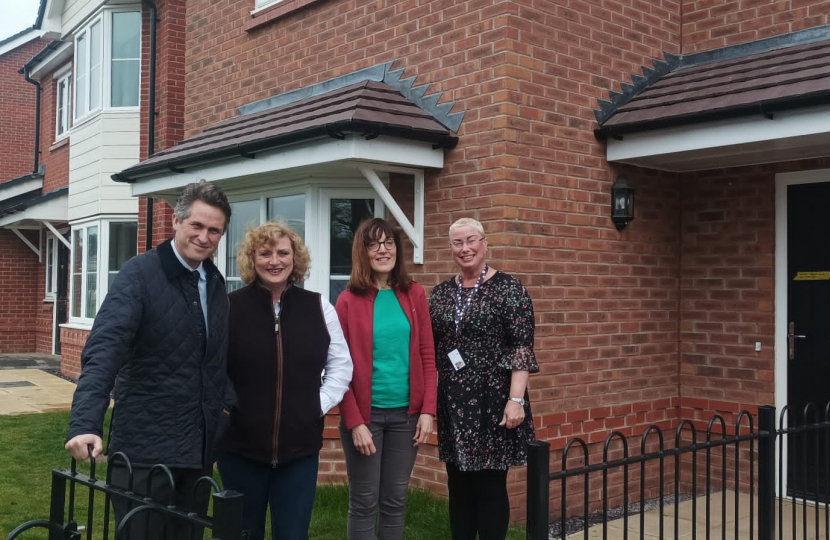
[6,448,243,540]
[527,404,830,540]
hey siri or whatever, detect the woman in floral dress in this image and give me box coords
[429,217,538,540]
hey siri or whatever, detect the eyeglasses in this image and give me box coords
[366,239,396,251]
[450,236,485,249]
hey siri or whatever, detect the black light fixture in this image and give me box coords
[611,175,635,231]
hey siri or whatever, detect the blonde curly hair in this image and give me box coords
[236,222,310,285]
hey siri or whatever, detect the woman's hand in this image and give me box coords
[499,401,525,429]
[351,424,376,456]
[413,414,434,447]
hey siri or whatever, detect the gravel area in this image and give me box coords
[548,493,697,538]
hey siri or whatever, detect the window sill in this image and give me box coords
[61,321,94,331]
[43,296,55,303]
[245,0,321,31]
[50,137,69,152]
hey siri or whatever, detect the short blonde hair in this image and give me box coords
[449,217,485,238]
[236,222,310,285]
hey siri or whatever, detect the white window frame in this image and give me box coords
[44,234,59,302]
[68,216,138,326]
[73,7,141,125]
[252,0,286,13]
[55,68,72,140]
[216,183,385,303]
[105,8,142,110]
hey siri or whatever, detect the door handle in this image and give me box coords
[788,321,808,360]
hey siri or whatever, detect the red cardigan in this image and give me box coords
[335,283,437,430]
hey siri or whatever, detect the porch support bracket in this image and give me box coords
[10,227,41,262]
[358,166,424,265]
[40,221,71,250]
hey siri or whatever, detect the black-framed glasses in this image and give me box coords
[367,239,396,251]
[450,236,484,249]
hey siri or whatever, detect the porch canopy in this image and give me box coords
[596,26,830,172]
[114,69,461,264]
[0,170,69,259]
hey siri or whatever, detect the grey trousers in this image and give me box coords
[339,407,419,540]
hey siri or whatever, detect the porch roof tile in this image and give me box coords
[115,80,457,182]
[597,27,830,136]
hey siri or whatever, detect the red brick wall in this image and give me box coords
[0,229,40,352]
[0,37,47,181]
[38,65,71,192]
[681,0,830,53]
[60,327,89,379]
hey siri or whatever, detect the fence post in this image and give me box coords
[758,405,776,540]
[212,490,244,540]
[47,471,66,540]
[526,440,550,540]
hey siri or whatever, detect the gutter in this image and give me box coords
[141,0,158,250]
[112,120,458,183]
[18,66,43,174]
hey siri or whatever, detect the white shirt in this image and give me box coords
[275,296,352,415]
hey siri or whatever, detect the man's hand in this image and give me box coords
[65,434,103,461]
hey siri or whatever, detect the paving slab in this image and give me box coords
[0,368,76,415]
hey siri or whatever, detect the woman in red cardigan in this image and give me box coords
[335,218,437,540]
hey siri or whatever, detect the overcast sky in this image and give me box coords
[0,0,41,43]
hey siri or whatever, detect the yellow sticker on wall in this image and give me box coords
[793,271,830,281]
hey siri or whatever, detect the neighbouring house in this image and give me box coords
[4,0,830,523]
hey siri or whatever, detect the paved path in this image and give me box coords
[0,354,75,415]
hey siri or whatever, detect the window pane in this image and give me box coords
[72,230,83,317]
[86,226,98,318]
[329,278,349,306]
[268,194,305,240]
[112,12,140,58]
[111,12,140,107]
[89,21,102,111]
[46,239,55,294]
[111,60,140,107]
[75,35,87,117]
[330,199,374,275]
[57,80,66,135]
[108,222,137,289]
[226,200,260,281]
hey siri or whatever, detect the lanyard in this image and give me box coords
[454,265,488,334]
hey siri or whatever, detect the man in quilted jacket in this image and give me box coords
[65,181,234,538]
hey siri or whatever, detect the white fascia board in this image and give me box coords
[29,42,73,80]
[0,177,44,203]
[0,194,69,227]
[607,104,830,172]
[0,29,43,57]
[130,135,445,197]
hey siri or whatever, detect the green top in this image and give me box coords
[372,290,411,408]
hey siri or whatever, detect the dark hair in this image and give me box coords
[347,218,412,294]
[174,181,232,231]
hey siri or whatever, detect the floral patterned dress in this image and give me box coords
[429,271,539,471]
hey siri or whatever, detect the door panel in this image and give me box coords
[787,181,830,501]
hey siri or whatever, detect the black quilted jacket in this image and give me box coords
[67,239,232,468]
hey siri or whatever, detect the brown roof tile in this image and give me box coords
[116,81,456,181]
[598,33,830,135]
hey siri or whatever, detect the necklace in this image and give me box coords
[454,265,488,334]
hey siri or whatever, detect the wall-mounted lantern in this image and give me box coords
[611,175,635,231]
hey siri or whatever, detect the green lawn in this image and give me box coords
[0,411,525,539]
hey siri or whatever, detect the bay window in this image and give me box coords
[70,219,138,323]
[218,187,383,304]
[74,8,140,121]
